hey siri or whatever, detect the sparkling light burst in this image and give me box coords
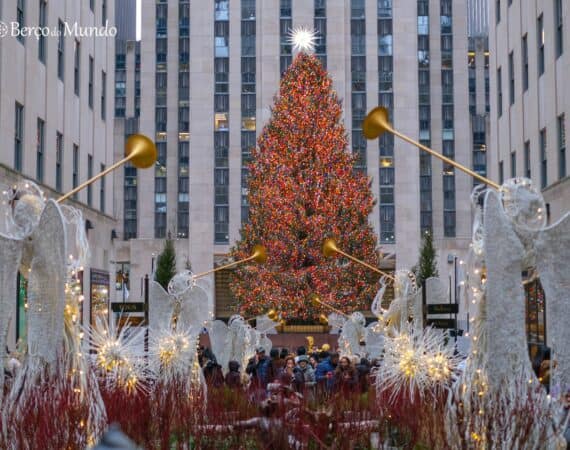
[289,26,317,53]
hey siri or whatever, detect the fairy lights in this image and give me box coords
[229,53,380,320]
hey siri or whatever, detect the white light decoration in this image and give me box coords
[289,26,317,53]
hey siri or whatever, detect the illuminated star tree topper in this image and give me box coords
[289,26,318,53]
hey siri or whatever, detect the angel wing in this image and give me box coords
[178,284,211,330]
[255,314,278,335]
[0,233,23,398]
[26,200,66,364]
[207,320,230,374]
[149,281,174,331]
[365,321,385,359]
[535,211,570,389]
[371,282,388,318]
[327,313,345,334]
[481,191,533,385]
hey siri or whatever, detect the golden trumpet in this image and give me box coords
[58,134,157,203]
[267,309,278,321]
[362,107,500,190]
[193,245,267,279]
[311,294,349,318]
[318,314,329,325]
[322,238,395,281]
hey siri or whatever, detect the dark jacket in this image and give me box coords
[225,361,241,388]
[246,355,272,388]
[334,366,359,392]
[315,357,335,383]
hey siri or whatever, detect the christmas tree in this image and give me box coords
[413,230,439,286]
[230,53,380,320]
[155,238,177,291]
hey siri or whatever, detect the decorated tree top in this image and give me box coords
[230,52,380,320]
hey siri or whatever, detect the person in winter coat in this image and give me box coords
[225,360,242,389]
[203,359,224,388]
[334,356,359,393]
[355,358,371,393]
[315,352,339,389]
[280,355,304,392]
[246,347,273,389]
[296,355,315,384]
[270,348,285,379]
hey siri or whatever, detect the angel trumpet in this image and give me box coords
[362,107,500,190]
[192,245,267,279]
[58,134,158,203]
[322,238,395,281]
[311,294,349,318]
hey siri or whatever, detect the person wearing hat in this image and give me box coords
[296,355,315,384]
[246,346,274,393]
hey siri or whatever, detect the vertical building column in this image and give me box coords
[189,0,215,274]
[366,0,380,238]
[393,0,420,270]
[138,1,157,239]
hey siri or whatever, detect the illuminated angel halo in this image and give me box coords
[289,26,317,53]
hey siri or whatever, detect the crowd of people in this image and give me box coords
[198,344,379,404]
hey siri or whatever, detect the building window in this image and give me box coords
[17,0,25,44]
[87,154,93,206]
[314,0,327,66]
[36,118,44,182]
[508,51,514,105]
[56,132,63,192]
[279,0,292,74]
[351,0,367,172]
[155,142,167,239]
[156,3,168,37]
[101,71,106,120]
[124,163,137,239]
[58,20,65,80]
[14,102,24,171]
[102,0,107,25]
[499,160,504,184]
[510,151,516,178]
[558,114,566,179]
[540,128,547,188]
[522,34,528,92]
[497,67,502,117]
[100,164,105,213]
[38,0,47,62]
[496,0,500,23]
[73,144,79,199]
[555,0,563,58]
[74,41,80,96]
[90,0,94,12]
[524,141,531,178]
[537,14,545,76]
[241,0,256,224]
[177,142,189,238]
[89,56,94,108]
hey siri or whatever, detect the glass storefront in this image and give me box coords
[90,269,110,327]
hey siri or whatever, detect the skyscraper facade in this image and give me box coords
[0,0,117,343]
[122,0,475,316]
[489,0,569,223]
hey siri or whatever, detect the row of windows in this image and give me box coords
[13,102,104,210]
[441,0,455,238]
[352,0,367,173]
[241,0,256,224]
[498,8,563,119]
[215,0,230,243]
[17,2,104,119]
[499,117,566,189]
[280,0,292,74]
[418,2,431,237]
[314,0,327,67]
[497,0,563,61]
